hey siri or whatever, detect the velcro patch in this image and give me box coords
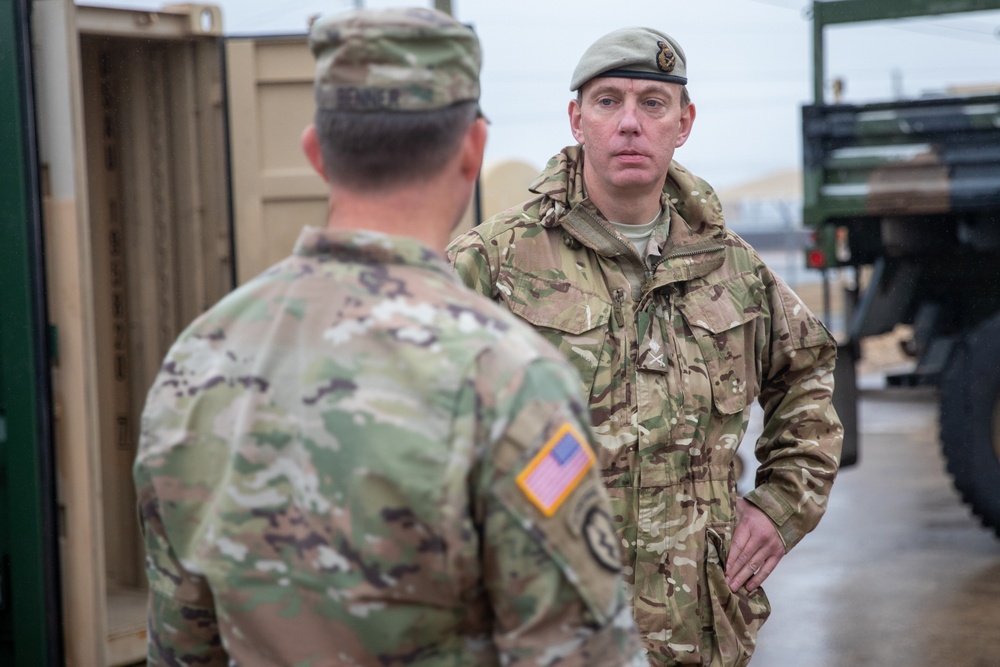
[516,423,595,517]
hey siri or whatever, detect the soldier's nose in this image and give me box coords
[618,107,640,134]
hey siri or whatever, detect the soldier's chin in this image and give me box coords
[611,171,660,191]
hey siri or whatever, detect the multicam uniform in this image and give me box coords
[133,226,646,666]
[448,146,843,666]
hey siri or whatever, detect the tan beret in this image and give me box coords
[570,27,687,92]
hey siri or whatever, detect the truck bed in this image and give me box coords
[802,94,1000,226]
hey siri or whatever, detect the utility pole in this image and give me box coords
[434,0,453,15]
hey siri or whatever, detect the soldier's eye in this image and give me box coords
[599,98,614,106]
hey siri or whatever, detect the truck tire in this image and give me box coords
[939,313,1000,537]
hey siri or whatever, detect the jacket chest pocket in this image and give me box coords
[502,272,613,397]
[675,273,765,415]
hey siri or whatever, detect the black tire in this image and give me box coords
[939,313,1000,537]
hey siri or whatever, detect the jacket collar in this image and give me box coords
[528,146,728,285]
[529,145,728,247]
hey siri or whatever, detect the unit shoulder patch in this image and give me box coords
[583,507,622,572]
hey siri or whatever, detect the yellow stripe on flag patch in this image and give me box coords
[516,423,595,517]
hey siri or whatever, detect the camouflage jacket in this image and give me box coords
[448,147,843,666]
[133,226,646,667]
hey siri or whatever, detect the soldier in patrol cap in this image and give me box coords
[134,8,646,666]
[449,25,843,667]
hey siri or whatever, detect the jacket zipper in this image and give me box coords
[613,288,626,327]
[650,243,726,273]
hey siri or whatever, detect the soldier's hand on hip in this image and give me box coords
[726,498,786,592]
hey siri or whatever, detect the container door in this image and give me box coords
[32,2,231,664]
[0,1,62,665]
[225,34,328,283]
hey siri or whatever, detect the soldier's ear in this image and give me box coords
[675,101,696,148]
[568,98,585,145]
[301,124,329,183]
[458,117,488,182]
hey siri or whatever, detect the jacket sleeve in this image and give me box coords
[447,230,499,298]
[472,346,646,666]
[134,480,227,666]
[744,271,843,551]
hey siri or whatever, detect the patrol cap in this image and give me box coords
[309,7,481,112]
[570,27,687,92]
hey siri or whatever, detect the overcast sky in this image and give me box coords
[93,0,1000,190]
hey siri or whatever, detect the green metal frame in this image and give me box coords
[0,0,62,665]
[811,0,1000,102]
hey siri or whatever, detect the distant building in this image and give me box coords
[718,169,814,288]
[718,169,808,252]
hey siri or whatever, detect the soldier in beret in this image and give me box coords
[133,8,646,666]
[449,26,843,667]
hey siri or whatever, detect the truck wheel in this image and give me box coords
[939,313,1000,537]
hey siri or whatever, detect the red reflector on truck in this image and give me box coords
[807,249,826,269]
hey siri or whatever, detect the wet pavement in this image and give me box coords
[743,384,1000,667]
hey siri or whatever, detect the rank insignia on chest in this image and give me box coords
[517,423,595,517]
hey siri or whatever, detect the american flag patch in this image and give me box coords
[516,423,595,517]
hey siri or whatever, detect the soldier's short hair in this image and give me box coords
[314,102,478,191]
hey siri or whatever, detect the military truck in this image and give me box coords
[802,0,1000,536]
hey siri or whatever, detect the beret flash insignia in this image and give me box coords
[656,40,676,73]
